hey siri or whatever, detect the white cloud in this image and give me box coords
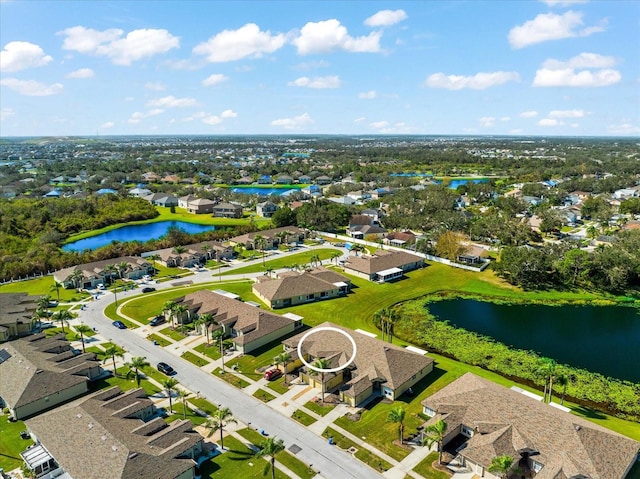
[508,11,605,49]
[288,75,341,88]
[59,26,179,65]
[364,9,408,27]
[520,110,538,118]
[145,82,166,91]
[202,74,229,87]
[539,118,563,126]
[540,0,588,6]
[100,121,115,129]
[425,71,520,90]
[220,109,238,118]
[607,123,640,135]
[128,109,164,124]
[542,52,616,69]
[0,107,15,121]
[270,112,313,129]
[549,109,587,118]
[353,117,366,123]
[0,41,52,72]
[500,116,511,122]
[533,67,620,87]
[0,78,63,96]
[292,60,329,70]
[202,115,223,125]
[193,23,286,62]
[358,90,377,99]
[147,96,197,108]
[479,117,496,127]
[370,120,389,129]
[292,19,382,55]
[66,68,94,79]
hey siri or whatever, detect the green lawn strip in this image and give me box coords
[141,364,170,384]
[0,415,33,472]
[147,333,172,347]
[220,248,339,276]
[104,302,138,328]
[213,368,250,389]
[159,326,187,342]
[412,452,451,479]
[253,388,276,403]
[266,380,290,395]
[188,397,218,417]
[291,409,317,426]
[165,402,208,426]
[304,400,335,417]
[322,427,392,473]
[85,345,105,355]
[236,428,315,479]
[198,435,289,479]
[194,342,222,360]
[92,367,160,396]
[181,350,211,367]
[0,275,89,302]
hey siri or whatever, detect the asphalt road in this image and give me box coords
[77,245,381,479]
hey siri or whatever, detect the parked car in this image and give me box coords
[112,320,126,329]
[157,362,175,375]
[264,369,282,381]
[142,287,156,293]
[149,315,165,326]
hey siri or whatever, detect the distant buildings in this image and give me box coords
[343,249,424,282]
[0,293,41,341]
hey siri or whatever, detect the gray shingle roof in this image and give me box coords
[253,267,350,302]
[0,292,40,326]
[344,249,424,275]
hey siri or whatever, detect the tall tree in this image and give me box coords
[52,309,72,333]
[174,304,189,334]
[213,329,226,372]
[254,234,267,266]
[176,388,191,420]
[163,301,177,328]
[488,455,514,479]
[387,407,406,444]
[422,419,448,464]
[126,356,149,387]
[273,352,291,385]
[50,281,62,302]
[117,261,130,279]
[198,313,214,345]
[205,407,237,450]
[75,324,92,353]
[310,357,331,405]
[256,436,286,479]
[70,268,85,290]
[102,344,124,375]
[162,377,179,413]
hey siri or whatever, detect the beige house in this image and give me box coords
[282,322,434,406]
[0,333,103,419]
[343,249,424,282]
[24,386,204,479]
[174,290,304,354]
[187,198,215,214]
[212,202,243,218]
[0,292,41,341]
[54,257,154,289]
[253,267,350,308]
[421,373,640,479]
[229,226,307,250]
[152,241,234,268]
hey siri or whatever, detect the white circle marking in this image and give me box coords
[297,326,357,373]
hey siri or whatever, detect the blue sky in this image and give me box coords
[1,0,638,137]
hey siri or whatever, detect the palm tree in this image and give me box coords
[310,357,331,405]
[176,388,191,419]
[75,324,92,353]
[193,315,206,338]
[537,357,556,403]
[265,266,274,277]
[163,301,177,328]
[125,356,149,387]
[50,281,62,302]
[488,455,514,479]
[387,406,406,444]
[103,264,118,285]
[162,377,179,413]
[103,344,124,375]
[273,352,291,385]
[172,245,187,255]
[148,253,160,273]
[205,407,237,450]
[117,261,130,279]
[422,419,448,464]
[310,253,321,267]
[52,309,72,333]
[37,294,51,312]
[174,304,189,334]
[32,307,49,331]
[256,436,286,479]
[70,268,85,291]
[555,373,572,405]
[201,244,212,261]
[330,251,341,265]
[384,308,400,344]
[213,329,226,372]
[254,234,267,266]
[198,313,214,345]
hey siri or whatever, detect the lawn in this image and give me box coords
[220,248,340,276]
[181,351,211,367]
[253,389,276,403]
[159,326,187,342]
[147,333,171,347]
[291,409,317,426]
[0,275,89,302]
[322,427,392,473]
[304,400,335,417]
[195,342,222,360]
[413,452,451,479]
[188,397,218,417]
[198,435,289,479]
[213,369,250,389]
[91,368,160,396]
[165,402,208,426]
[266,380,290,395]
[0,415,33,472]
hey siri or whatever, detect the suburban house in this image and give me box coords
[212,202,243,218]
[343,249,425,282]
[0,293,41,341]
[298,174,312,184]
[172,290,304,354]
[253,267,351,308]
[186,198,215,214]
[421,373,640,479]
[151,241,234,268]
[143,192,179,207]
[384,231,416,248]
[347,214,388,239]
[0,333,103,420]
[178,194,198,209]
[276,175,293,184]
[229,226,307,250]
[281,322,434,406]
[128,187,152,197]
[256,201,279,218]
[24,386,204,479]
[54,257,154,289]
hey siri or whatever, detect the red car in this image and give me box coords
[264,369,282,381]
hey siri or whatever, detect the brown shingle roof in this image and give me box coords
[0,292,40,326]
[421,373,640,479]
[253,267,349,302]
[344,249,423,275]
[54,257,151,284]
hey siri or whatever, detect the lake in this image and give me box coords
[63,221,215,251]
[427,299,640,382]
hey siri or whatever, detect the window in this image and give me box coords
[532,461,543,473]
[461,425,474,437]
[320,291,328,298]
[423,406,435,417]
[307,294,314,300]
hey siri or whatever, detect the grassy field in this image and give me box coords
[413,452,451,479]
[291,409,317,426]
[221,248,340,276]
[147,333,171,347]
[322,427,392,473]
[0,275,89,301]
[305,400,335,417]
[213,368,250,389]
[0,415,33,472]
[266,380,290,395]
[181,350,211,367]
[194,342,222,360]
[253,389,276,403]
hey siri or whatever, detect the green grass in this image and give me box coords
[253,389,276,403]
[220,248,340,276]
[181,351,211,367]
[304,400,335,417]
[188,397,218,417]
[322,427,392,473]
[0,415,33,472]
[165,401,208,426]
[159,326,187,341]
[198,435,289,479]
[213,368,250,389]
[291,409,317,426]
[266,380,290,395]
[92,367,160,396]
[104,302,138,328]
[413,452,451,479]
[147,333,171,347]
[0,275,89,302]
[195,342,222,360]
[141,364,171,383]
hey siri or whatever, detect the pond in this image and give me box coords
[229,186,303,196]
[62,221,215,251]
[427,299,640,382]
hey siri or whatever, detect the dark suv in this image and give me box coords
[157,362,175,375]
[149,315,165,326]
